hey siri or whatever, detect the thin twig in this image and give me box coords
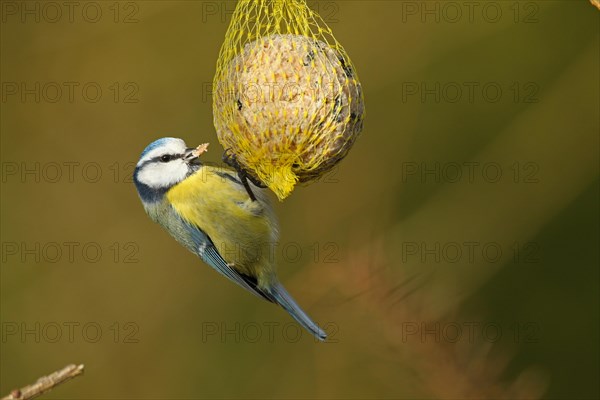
[2,364,84,400]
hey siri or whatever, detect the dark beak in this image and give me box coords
[183,147,201,165]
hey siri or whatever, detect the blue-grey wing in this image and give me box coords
[181,218,272,302]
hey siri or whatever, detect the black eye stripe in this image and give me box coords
[137,154,183,169]
[153,154,182,163]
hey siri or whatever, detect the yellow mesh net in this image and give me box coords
[213,0,365,200]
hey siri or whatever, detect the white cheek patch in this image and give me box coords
[137,160,189,189]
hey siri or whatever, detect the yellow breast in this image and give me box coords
[166,166,278,284]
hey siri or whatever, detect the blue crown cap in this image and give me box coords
[140,137,181,158]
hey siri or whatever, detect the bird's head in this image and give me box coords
[133,137,201,202]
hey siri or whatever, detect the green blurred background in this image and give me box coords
[1,1,598,399]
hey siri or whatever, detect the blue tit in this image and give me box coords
[133,137,326,341]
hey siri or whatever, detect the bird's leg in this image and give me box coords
[223,151,267,189]
[222,150,266,202]
[241,174,258,202]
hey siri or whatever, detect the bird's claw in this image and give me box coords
[222,149,267,202]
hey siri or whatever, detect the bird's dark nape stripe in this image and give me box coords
[133,179,168,203]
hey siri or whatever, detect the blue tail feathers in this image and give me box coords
[269,283,327,342]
